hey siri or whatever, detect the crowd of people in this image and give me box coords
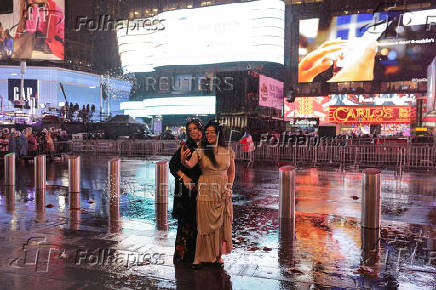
[0,127,68,158]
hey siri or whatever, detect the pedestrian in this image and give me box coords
[27,128,38,155]
[18,129,28,157]
[45,131,55,156]
[8,129,17,153]
[181,121,235,269]
[169,118,203,264]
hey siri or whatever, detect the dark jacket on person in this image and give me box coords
[169,139,202,223]
[8,136,17,153]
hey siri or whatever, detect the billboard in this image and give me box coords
[298,9,436,83]
[284,94,418,122]
[0,0,64,61]
[259,74,283,110]
[117,0,284,72]
[328,105,412,124]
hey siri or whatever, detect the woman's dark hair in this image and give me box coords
[201,121,226,167]
[185,118,203,147]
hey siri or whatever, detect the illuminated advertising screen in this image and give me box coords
[284,94,418,123]
[117,0,284,72]
[328,105,413,124]
[259,74,283,110]
[0,0,65,61]
[298,9,436,83]
[284,96,330,122]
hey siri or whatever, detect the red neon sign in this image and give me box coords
[328,105,412,124]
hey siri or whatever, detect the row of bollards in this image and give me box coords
[279,167,381,228]
[279,166,382,268]
[3,154,169,232]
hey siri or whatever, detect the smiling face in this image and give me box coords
[187,123,202,142]
[205,126,217,145]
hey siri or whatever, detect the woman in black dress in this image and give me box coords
[170,118,203,264]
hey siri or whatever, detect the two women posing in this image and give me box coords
[169,119,235,269]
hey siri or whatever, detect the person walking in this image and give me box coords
[8,129,17,154]
[181,121,235,269]
[18,129,28,158]
[169,118,203,264]
[27,128,38,156]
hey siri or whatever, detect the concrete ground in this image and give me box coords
[0,155,434,289]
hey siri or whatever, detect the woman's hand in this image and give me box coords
[298,40,347,82]
[328,41,378,82]
[224,184,233,197]
[182,175,195,190]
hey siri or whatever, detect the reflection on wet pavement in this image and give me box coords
[0,155,434,289]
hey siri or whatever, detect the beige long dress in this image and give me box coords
[193,147,234,263]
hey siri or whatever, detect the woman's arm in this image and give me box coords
[226,149,235,195]
[169,148,183,178]
[181,149,199,168]
[227,157,235,186]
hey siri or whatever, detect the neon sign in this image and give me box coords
[328,105,412,124]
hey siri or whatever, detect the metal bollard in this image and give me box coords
[108,158,120,198]
[4,153,16,186]
[68,156,81,193]
[155,160,168,204]
[108,158,121,233]
[109,191,121,233]
[5,186,15,213]
[279,166,296,219]
[69,208,81,230]
[155,202,168,231]
[361,228,380,267]
[34,155,46,191]
[361,168,381,229]
[278,218,295,267]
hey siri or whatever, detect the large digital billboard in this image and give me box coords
[328,105,413,124]
[117,0,284,72]
[298,9,436,83]
[284,94,418,122]
[0,0,64,61]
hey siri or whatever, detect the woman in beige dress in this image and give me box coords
[181,121,235,269]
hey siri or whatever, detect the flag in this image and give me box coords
[238,132,255,152]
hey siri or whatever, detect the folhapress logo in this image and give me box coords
[75,15,165,34]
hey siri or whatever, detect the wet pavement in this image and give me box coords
[0,155,434,289]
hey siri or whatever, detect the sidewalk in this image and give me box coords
[0,157,434,289]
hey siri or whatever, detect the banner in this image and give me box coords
[259,74,283,110]
[328,105,412,124]
[0,0,65,61]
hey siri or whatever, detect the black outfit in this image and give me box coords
[169,139,201,263]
